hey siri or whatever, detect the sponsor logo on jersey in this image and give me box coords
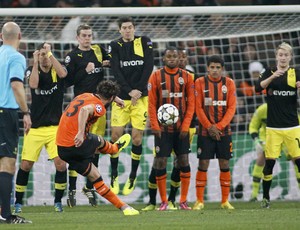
[87,67,103,74]
[212,100,227,106]
[269,89,296,96]
[204,97,227,106]
[77,53,83,58]
[35,84,58,95]
[161,89,182,98]
[169,92,183,98]
[120,60,144,67]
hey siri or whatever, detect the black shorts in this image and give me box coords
[197,135,233,160]
[57,133,101,175]
[154,132,190,158]
[0,108,19,158]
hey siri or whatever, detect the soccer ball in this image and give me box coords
[157,104,179,126]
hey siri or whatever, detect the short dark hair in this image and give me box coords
[207,55,224,67]
[163,46,177,56]
[96,80,120,100]
[118,17,135,28]
[36,42,46,50]
[177,47,187,52]
[76,24,92,36]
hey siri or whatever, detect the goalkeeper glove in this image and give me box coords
[254,138,263,153]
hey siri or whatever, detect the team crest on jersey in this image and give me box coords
[95,104,102,113]
[65,56,71,64]
[178,77,184,85]
[147,83,152,90]
[108,45,112,53]
[195,90,198,97]
[221,85,227,94]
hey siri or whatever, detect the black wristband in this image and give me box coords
[22,109,31,115]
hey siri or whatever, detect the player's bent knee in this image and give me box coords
[294,158,300,172]
[263,159,276,175]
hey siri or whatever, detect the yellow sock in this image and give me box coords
[251,164,264,199]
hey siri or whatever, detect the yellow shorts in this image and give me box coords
[22,126,58,162]
[90,114,106,136]
[111,96,148,130]
[265,126,300,159]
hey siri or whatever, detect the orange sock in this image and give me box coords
[156,174,167,203]
[220,171,231,203]
[98,141,118,155]
[180,171,191,203]
[93,179,125,209]
[195,170,207,203]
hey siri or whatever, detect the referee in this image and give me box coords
[0,22,32,224]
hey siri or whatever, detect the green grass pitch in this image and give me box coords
[1,201,299,230]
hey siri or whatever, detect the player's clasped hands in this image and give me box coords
[208,125,222,141]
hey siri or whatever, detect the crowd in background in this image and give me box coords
[0,0,299,8]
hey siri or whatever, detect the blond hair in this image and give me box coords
[276,42,293,55]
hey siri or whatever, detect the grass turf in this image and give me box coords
[1,201,299,230]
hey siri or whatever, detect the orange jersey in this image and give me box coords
[56,93,106,147]
[195,75,236,136]
[148,66,195,132]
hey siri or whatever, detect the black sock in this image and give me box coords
[262,179,272,200]
[54,170,67,203]
[148,167,157,205]
[129,144,142,179]
[168,167,180,202]
[110,157,119,178]
[68,166,77,191]
[15,168,30,205]
[0,172,13,218]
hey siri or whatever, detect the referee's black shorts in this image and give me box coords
[0,108,19,158]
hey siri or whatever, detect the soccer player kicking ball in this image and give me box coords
[56,80,139,216]
[193,55,236,210]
